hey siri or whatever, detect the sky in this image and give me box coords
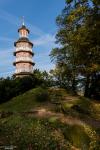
[0,0,65,77]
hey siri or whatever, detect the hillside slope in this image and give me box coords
[0,87,100,150]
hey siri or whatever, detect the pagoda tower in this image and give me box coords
[13,21,34,77]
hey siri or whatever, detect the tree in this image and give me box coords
[50,46,78,92]
[50,0,100,98]
[34,69,54,87]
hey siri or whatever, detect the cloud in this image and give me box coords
[0,48,14,77]
[0,71,14,78]
[27,23,45,36]
[0,9,45,36]
[0,9,19,26]
[0,9,56,46]
[0,48,13,55]
[34,63,55,72]
[0,47,55,77]
[0,37,14,42]
[33,34,56,46]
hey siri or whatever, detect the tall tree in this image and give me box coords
[50,0,100,98]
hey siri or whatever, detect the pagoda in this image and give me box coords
[13,20,34,77]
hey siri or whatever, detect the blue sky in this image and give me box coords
[0,0,65,77]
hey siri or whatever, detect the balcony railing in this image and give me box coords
[15,57,33,63]
[15,68,33,74]
[16,47,32,52]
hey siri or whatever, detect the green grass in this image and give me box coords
[0,87,49,112]
[0,115,71,149]
[0,87,100,149]
[0,114,91,150]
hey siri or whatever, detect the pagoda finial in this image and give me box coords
[22,16,25,26]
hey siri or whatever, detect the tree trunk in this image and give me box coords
[84,75,91,98]
[72,78,77,95]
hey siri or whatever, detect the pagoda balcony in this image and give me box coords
[16,57,33,62]
[16,47,32,52]
[15,68,33,74]
[13,57,34,65]
[14,47,34,56]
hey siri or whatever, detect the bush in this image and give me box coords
[0,75,45,104]
[34,87,49,102]
[71,105,90,115]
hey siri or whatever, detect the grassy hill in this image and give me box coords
[0,87,100,150]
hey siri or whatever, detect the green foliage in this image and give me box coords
[0,69,54,104]
[34,87,49,102]
[0,87,49,112]
[63,125,90,149]
[0,88,100,149]
[0,76,37,104]
[0,115,94,150]
[1,115,99,149]
[0,116,72,150]
[34,69,55,87]
[50,0,100,99]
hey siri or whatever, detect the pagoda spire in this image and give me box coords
[22,16,25,26]
[18,18,30,38]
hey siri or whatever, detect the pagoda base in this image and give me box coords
[13,72,33,78]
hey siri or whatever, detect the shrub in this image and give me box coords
[34,87,49,102]
[0,75,45,104]
[71,105,90,115]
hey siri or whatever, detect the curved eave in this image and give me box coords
[18,25,30,33]
[13,51,34,56]
[14,39,33,47]
[13,61,35,66]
